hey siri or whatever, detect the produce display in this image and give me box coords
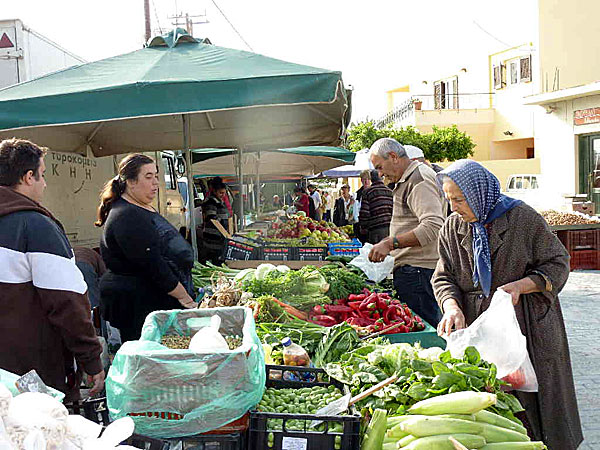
[324,343,524,423]
[541,210,600,226]
[374,391,547,449]
[319,265,368,300]
[255,384,346,432]
[267,215,351,245]
[310,289,426,336]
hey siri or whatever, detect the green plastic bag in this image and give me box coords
[106,306,265,438]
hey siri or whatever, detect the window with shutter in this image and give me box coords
[520,55,532,82]
[452,77,459,109]
[434,82,442,109]
[493,65,502,89]
[510,61,518,85]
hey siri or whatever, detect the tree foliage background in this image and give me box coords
[345,121,475,163]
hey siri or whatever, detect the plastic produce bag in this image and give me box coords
[188,315,229,352]
[349,243,395,283]
[105,307,265,438]
[444,290,538,392]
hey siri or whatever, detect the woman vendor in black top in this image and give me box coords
[95,154,195,342]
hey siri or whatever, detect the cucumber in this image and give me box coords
[398,434,417,447]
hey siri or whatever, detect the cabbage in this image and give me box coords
[417,346,444,362]
[234,268,256,284]
[275,265,291,273]
[255,264,278,280]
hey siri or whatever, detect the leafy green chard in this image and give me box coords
[324,344,524,424]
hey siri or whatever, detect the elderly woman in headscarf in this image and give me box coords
[433,160,582,450]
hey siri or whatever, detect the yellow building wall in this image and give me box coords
[439,158,541,190]
[490,138,534,160]
[539,0,600,92]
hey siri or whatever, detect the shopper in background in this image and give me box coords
[433,160,582,450]
[0,138,104,400]
[97,154,195,342]
[368,138,444,327]
[272,194,282,208]
[323,190,334,222]
[333,184,355,226]
[358,170,393,244]
[354,170,371,243]
[293,186,310,216]
[308,184,322,221]
[202,178,230,264]
[404,145,444,173]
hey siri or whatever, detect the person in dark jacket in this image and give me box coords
[0,138,104,401]
[96,154,196,342]
[358,170,393,244]
[202,178,230,264]
[333,185,355,226]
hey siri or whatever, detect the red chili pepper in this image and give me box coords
[348,294,366,301]
[312,305,326,316]
[390,299,401,305]
[366,302,378,310]
[398,324,410,333]
[311,315,338,327]
[360,293,378,310]
[404,306,412,317]
[383,308,396,325]
[372,312,381,320]
[348,301,362,310]
[363,288,371,296]
[377,298,389,311]
[324,304,353,314]
[379,293,391,300]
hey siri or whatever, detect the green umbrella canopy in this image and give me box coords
[192,146,355,176]
[0,28,350,156]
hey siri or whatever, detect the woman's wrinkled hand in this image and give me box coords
[179,293,197,309]
[498,281,523,305]
[437,299,466,336]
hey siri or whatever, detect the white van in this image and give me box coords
[44,150,190,248]
[504,174,557,211]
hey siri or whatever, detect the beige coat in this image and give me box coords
[433,203,583,450]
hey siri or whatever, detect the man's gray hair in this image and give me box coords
[370,138,408,159]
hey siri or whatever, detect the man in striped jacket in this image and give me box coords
[0,138,103,401]
[358,170,393,244]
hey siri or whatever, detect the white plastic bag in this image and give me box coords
[348,243,395,283]
[444,290,538,392]
[188,315,229,352]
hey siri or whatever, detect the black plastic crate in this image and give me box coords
[223,239,260,261]
[65,397,245,450]
[294,247,328,261]
[260,246,293,261]
[248,366,361,450]
[65,397,111,426]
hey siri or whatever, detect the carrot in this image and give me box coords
[271,297,309,321]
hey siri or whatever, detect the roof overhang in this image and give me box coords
[524,81,600,106]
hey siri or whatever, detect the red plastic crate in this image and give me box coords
[569,249,600,270]
[557,229,600,252]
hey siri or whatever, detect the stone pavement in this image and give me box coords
[560,271,600,450]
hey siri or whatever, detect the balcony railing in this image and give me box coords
[377,93,494,128]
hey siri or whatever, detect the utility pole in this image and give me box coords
[168,10,209,36]
[144,0,152,42]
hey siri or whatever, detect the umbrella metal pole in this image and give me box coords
[256,152,260,214]
[183,114,198,260]
[238,147,244,228]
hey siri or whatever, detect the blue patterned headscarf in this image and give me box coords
[437,160,522,297]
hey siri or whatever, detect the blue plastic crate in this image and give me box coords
[327,238,362,257]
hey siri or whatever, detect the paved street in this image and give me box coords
[560,271,600,450]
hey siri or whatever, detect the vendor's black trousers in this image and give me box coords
[393,265,442,328]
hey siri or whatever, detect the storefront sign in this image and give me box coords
[574,107,600,125]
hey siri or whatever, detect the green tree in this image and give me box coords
[346,122,475,163]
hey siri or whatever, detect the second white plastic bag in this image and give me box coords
[444,289,538,392]
[349,243,395,283]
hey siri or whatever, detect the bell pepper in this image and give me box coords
[398,324,410,333]
[377,297,390,311]
[348,301,362,310]
[360,293,379,310]
[312,305,326,316]
[348,293,366,301]
[372,312,381,320]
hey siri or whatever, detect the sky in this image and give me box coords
[2,0,538,122]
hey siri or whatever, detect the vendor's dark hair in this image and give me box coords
[95,153,155,227]
[0,138,47,187]
[370,169,381,183]
[209,177,226,191]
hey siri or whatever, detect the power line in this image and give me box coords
[472,20,513,48]
[209,0,254,51]
[151,0,164,34]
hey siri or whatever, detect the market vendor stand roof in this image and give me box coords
[0,28,351,257]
